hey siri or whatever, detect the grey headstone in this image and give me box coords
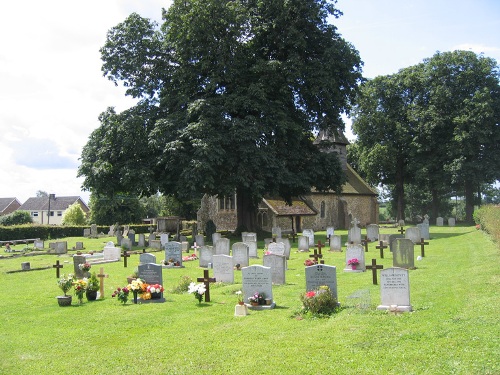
[405,227,421,244]
[232,242,250,267]
[55,241,67,254]
[215,238,230,255]
[366,224,379,242]
[393,238,415,269]
[448,217,456,227]
[120,237,132,251]
[165,241,183,266]
[195,234,205,247]
[242,232,257,242]
[83,228,91,237]
[103,242,121,261]
[271,227,281,238]
[90,224,98,238]
[305,264,338,300]
[213,254,234,283]
[127,229,136,245]
[242,265,273,303]
[298,236,309,251]
[302,229,314,247]
[149,240,161,250]
[379,234,390,245]
[138,233,146,247]
[34,240,44,249]
[389,234,404,253]
[73,255,87,278]
[398,219,405,227]
[436,217,444,226]
[330,235,342,251]
[199,246,213,268]
[267,242,285,256]
[138,263,163,285]
[276,238,291,259]
[377,267,412,312]
[212,232,221,244]
[245,241,258,258]
[75,242,84,251]
[140,253,156,265]
[160,233,169,246]
[263,254,286,285]
[417,223,430,240]
[326,227,335,240]
[348,218,361,244]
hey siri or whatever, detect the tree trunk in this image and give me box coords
[236,189,258,232]
[464,180,475,224]
[395,159,405,221]
[431,188,440,219]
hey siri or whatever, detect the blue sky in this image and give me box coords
[0,0,498,204]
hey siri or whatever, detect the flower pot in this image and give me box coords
[265,298,272,305]
[251,302,259,306]
[151,292,161,299]
[238,301,245,306]
[351,265,357,270]
[56,295,72,307]
[133,290,138,304]
[86,290,98,301]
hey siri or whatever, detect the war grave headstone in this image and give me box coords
[160,233,169,247]
[302,229,314,248]
[244,240,258,258]
[212,232,221,244]
[195,234,205,247]
[405,227,421,244]
[388,234,404,253]
[377,267,412,312]
[272,227,282,239]
[164,241,184,268]
[276,238,291,259]
[329,235,342,252]
[242,265,275,309]
[348,218,362,244]
[138,263,165,303]
[199,246,213,268]
[139,253,156,265]
[298,235,309,252]
[366,224,379,242]
[232,242,250,267]
[212,254,234,283]
[436,217,444,226]
[215,238,230,255]
[305,264,338,301]
[120,237,132,251]
[344,244,365,272]
[393,238,415,269]
[448,217,456,227]
[263,254,286,285]
[138,234,146,247]
[34,239,44,249]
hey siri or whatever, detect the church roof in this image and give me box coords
[342,165,378,196]
[262,198,317,217]
[313,130,349,145]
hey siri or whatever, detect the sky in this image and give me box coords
[0,0,498,205]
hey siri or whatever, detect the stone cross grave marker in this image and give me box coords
[348,218,362,244]
[393,238,415,269]
[197,269,216,302]
[305,264,338,300]
[365,258,383,285]
[377,267,412,312]
[376,240,388,259]
[212,254,234,283]
[53,260,63,278]
[97,267,109,298]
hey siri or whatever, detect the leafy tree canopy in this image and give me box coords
[78,0,363,230]
[0,211,32,226]
[61,203,87,226]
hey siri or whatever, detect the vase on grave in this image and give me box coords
[265,298,272,305]
[351,265,357,270]
[86,290,98,301]
[151,292,161,300]
[133,290,138,304]
[251,302,259,307]
[56,295,72,307]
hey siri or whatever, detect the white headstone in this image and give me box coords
[417,223,430,240]
[405,227,421,244]
[348,218,362,244]
[232,242,250,267]
[103,241,121,261]
[160,233,169,246]
[393,238,415,269]
[326,226,335,240]
[212,232,221,244]
[120,237,132,251]
[263,254,286,285]
[366,224,379,242]
[242,265,273,303]
[34,240,44,249]
[138,233,146,247]
[302,229,314,247]
[267,242,285,256]
[305,264,338,300]
[139,253,156,265]
[244,240,258,258]
[275,238,291,259]
[298,236,309,251]
[377,267,412,312]
[195,234,205,246]
[329,235,342,251]
[344,244,365,272]
[215,238,230,255]
[436,217,444,226]
[448,217,456,227]
[199,246,213,268]
[242,232,257,242]
[213,254,234,283]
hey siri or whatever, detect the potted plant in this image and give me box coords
[86,272,99,301]
[235,290,244,305]
[347,258,360,270]
[56,274,74,306]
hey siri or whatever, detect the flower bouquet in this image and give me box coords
[248,292,265,305]
[73,279,87,304]
[85,272,100,301]
[188,282,206,304]
[147,283,164,299]
[235,290,244,305]
[57,274,74,296]
[304,258,316,266]
[112,286,131,304]
[78,262,91,272]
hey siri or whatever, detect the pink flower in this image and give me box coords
[306,291,316,298]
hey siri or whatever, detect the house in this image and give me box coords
[18,196,89,225]
[0,198,21,216]
[197,131,378,232]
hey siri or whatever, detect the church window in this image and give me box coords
[320,201,325,218]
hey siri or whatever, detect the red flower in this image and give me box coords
[306,291,316,298]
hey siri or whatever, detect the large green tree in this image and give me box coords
[78,0,362,230]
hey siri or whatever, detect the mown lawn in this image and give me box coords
[0,225,498,374]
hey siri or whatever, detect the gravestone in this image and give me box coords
[448,217,456,227]
[348,218,362,244]
[107,224,115,236]
[215,238,230,255]
[245,240,258,258]
[423,214,430,225]
[398,219,405,227]
[195,234,205,247]
[138,234,146,247]
[83,228,91,237]
[267,242,285,256]
[305,264,338,301]
[377,267,412,312]
[90,224,98,238]
[212,232,221,244]
[103,241,121,261]
[199,246,213,268]
[393,239,415,269]
[329,235,342,251]
[405,227,421,244]
[212,254,234,283]
[73,255,87,278]
[298,236,309,252]
[75,242,84,251]
[272,227,282,239]
[379,233,390,245]
[139,253,156,265]
[263,254,286,285]
[388,234,404,253]
[242,232,257,242]
[160,233,169,246]
[55,241,67,254]
[302,229,314,247]
[417,223,430,240]
[120,237,132,251]
[149,240,161,250]
[264,238,273,248]
[232,242,250,267]
[164,242,184,267]
[344,244,365,272]
[148,233,155,246]
[34,239,44,249]
[122,225,129,237]
[242,265,275,307]
[116,229,123,246]
[366,224,379,242]
[276,238,291,259]
[128,229,136,245]
[138,263,165,302]
[436,217,444,226]
[326,227,335,242]
[181,241,189,252]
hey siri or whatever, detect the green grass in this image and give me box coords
[0,226,498,374]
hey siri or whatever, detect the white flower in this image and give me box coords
[198,284,206,295]
[188,282,197,294]
[235,291,242,295]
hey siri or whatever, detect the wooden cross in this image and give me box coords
[122,251,130,268]
[365,258,384,285]
[291,231,296,243]
[309,249,323,264]
[418,237,429,257]
[197,269,216,302]
[376,241,387,259]
[316,241,324,255]
[361,237,369,252]
[398,226,405,235]
[97,267,109,298]
[53,260,63,278]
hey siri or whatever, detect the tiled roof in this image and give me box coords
[0,198,20,213]
[262,198,317,216]
[19,196,89,211]
[310,164,378,196]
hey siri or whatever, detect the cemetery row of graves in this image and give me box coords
[1,219,498,374]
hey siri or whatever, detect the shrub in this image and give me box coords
[474,205,500,244]
[299,286,339,317]
[170,275,193,294]
[0,211,32,226]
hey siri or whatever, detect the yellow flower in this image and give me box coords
[142,292,151,300]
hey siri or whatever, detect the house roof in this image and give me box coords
[19,196,89,211]
[0,198,20,213]
[262,198,317,217]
